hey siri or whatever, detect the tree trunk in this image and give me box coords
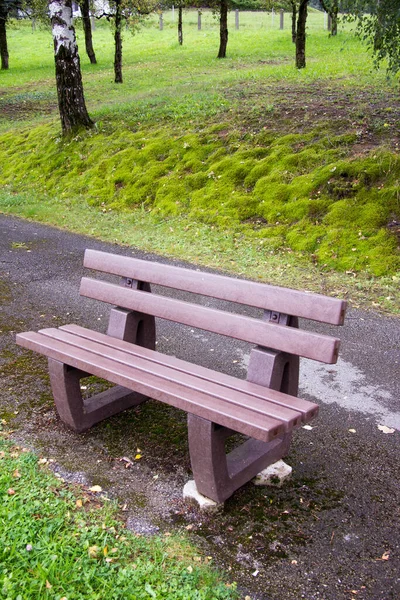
[114,0,123,83]
[217,0,228,59]
[178,6,183,45]
[295,0,308,69]
[320,0,338,37]
[291,2,297,44]
[49,0,93,134]
[0,18,9,70]
[80,0,97,63]
[331,6,338,36]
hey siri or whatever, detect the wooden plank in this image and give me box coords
[84,249,347,325]
[38,327,305,431]
[61,324,319,422]
[16,331,286,443]
[80,277,340,364]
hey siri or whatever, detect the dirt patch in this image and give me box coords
[226,80,400,149]
[0,91,57,122]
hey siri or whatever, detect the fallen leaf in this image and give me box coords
[377,425,395,434]
[348,429,357,434]
[76,499,83,508]
[89,485,102,493]
[381,551,390,561]
[134,454,142,460]
[187,565,193,573]
[13,469,21,478]
[46,580,52,589]
[88,545,100,558]
[38,458,48,464]
[7,488,15,495]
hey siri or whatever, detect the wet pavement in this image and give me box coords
[0,214,399,600]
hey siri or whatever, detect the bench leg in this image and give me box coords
[188,416,292,502]
[188,342,299,503]
[48,359,148,433]
[48,301,156,432]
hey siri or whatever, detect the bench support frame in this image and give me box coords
[188,313,299,502]
[48,280,156,433]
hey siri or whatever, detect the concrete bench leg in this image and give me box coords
[188,321,299,503]
[48,359,147,432]
[188,415,292,502]
[48,303,156,432]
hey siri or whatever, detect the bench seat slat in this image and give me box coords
[80,278,340,364]
[37,327,305,431]
[84,250,346,325]
[16,331,287,443]
[61,324,318,422]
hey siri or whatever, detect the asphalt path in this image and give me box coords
[1,214,399,600]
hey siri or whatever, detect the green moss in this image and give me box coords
[0,123,399,277]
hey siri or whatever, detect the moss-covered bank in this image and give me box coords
[0,122,399,276]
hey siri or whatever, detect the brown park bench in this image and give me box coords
[16,249,347,503]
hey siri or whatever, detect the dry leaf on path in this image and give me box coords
[377,425,395,434]
[89,485,102,493]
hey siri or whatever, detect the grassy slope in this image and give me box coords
[0,12,399,312]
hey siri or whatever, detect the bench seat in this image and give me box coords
[16,324,319,444]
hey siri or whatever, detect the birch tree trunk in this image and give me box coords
[178,6,183,45]
[114,0,123,83]
[217,0,228,59]
[49,0,94,134]
[295,0,308,69]
[0,17,9,70]
[291,1,297,44]
[80,0,97,63]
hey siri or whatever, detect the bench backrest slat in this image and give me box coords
[84,250,346,326]
[80,277,340,364]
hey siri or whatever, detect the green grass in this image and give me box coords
[0,11,399,311]
[0,429,237,599]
